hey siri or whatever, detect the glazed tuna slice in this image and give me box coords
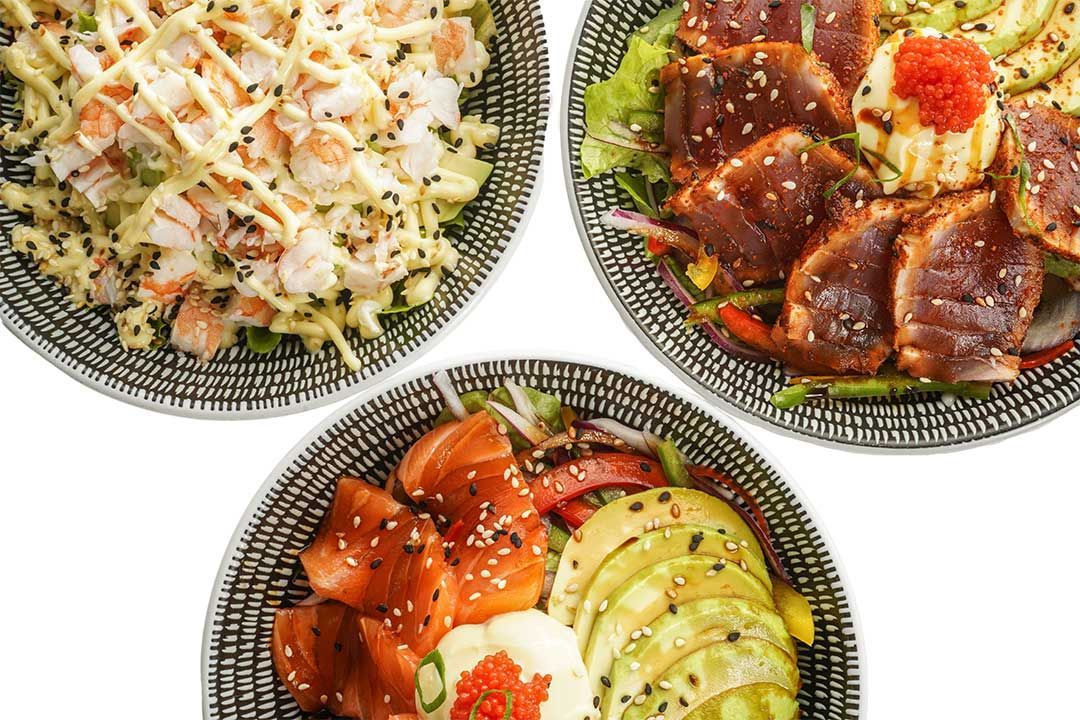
[775,199,928,374]
[666,126,881,289]
[993,101,1080,261]
[676,0,877,97]
[660,43,853,183]
[892,190,1044,383]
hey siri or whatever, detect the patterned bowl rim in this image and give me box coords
[199,352,866,719]
[559,0,1078,454]
[0,5,549,421]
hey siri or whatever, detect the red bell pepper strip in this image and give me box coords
[1020,340,1075,370]
[530,453,669,514]
[647,236,671,256]
[553,498,598,528]
[716,303,781,355]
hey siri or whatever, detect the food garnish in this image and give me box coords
[581,0,1078,410]
[451,653,547,720]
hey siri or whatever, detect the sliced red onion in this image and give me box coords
[580,418,659,458]
[603,208,699,257]
[487,400,549,445]
[503,379,540,427]
[433,370,468,422]
[657,261,771,363]
[689,475,789,582]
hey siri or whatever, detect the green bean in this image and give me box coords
[687,288,785,324]
[770,374,992,409]
[1046,253,1080,280]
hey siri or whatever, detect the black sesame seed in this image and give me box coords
[658,490,672,503]
[728,631,741,642]
[629,501,644,512]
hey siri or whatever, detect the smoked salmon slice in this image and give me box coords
[271,603,421,719]
[299,477,458,655]
[397,412,548,625]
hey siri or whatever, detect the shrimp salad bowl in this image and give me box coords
[0,0,547,416]
[203,358,861,720]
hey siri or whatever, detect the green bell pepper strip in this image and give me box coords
[687,288,786,324]
[657,438,692,488]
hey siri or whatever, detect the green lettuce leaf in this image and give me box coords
[579,5,682,182]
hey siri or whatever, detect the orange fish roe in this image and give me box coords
[450,651,551,720]
[892,35,995,135]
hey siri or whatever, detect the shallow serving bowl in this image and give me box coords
[0,0,548,418]
[202,356,862,720]
[563,0,1080,450]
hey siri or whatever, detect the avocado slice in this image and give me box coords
[435,153,493,224]
[952,0,1057,58]
[600,598,793,720]
[583,555,773,697]
[621,638,800,720]
[549,488,763,625]
[684,683,800,720]
[1000,0,1080,94]
[1016,56,1080,114]
[885,0,1004,32]
[573,524,773,653]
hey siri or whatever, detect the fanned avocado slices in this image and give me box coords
[1016,56,1080,114]
[582,555,773,698]
[999,0,1080,94]
[684,684,800,720]
[884,0,1004,32]
[621,638,800,720]
[600,598,794,720]
[952,0,1058,57]
[573,523,772,653]
[548,488,763,625]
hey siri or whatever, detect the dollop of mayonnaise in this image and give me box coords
[853,29,1003,198]
[416,609,598,720]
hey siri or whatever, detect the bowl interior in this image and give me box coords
[0,1,548,418]
[563,0,1080,449]
[203,358,861,720]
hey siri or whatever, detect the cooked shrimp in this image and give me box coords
[224,292,276,326]
[68,45,104,85]
[200,57,246,108]
[240,113,288,164]
[343,228,407,295]
[305,81,367,121]
[79,86,130,153]
[170,289,227,362]
[432,17,488,86]
[289,133,351,189]
[44,139,96,181]
[376,0,434,27]
[137,248,198,303]
[277,227,339,294]
[89,257,120,307]
[384,69,461,147]
[147,194,201,250]
[239,49,277,88]
[69,157,122,210]
[132,67,194,119]
[186,185,229,232]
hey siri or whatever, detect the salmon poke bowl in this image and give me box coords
[0,0,546,417]
[203,358,860,720]
[565,0,1080,448]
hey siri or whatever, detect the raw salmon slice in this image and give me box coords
[299,477,458,655]
[397,413,548,625]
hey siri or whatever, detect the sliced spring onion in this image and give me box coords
[800,3,816,53]
[77,10,97,32]
[487,400,549,445]
[415,649,448,714]
[469,689,514,720]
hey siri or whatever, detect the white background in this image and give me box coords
[1,1,1077,717]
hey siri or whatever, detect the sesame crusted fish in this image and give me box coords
[775,198,929,375]
[676,0,878,97]
[661,43,853,183]
[891,190,1045,383]
[666,126,880,290]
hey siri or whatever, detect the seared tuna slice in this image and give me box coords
[661,43,853,183]
[993,101,1080,262]
[666,126,880,290]
[892,190,1044,383]
[676,0,877,97]
[775,198,928,375]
